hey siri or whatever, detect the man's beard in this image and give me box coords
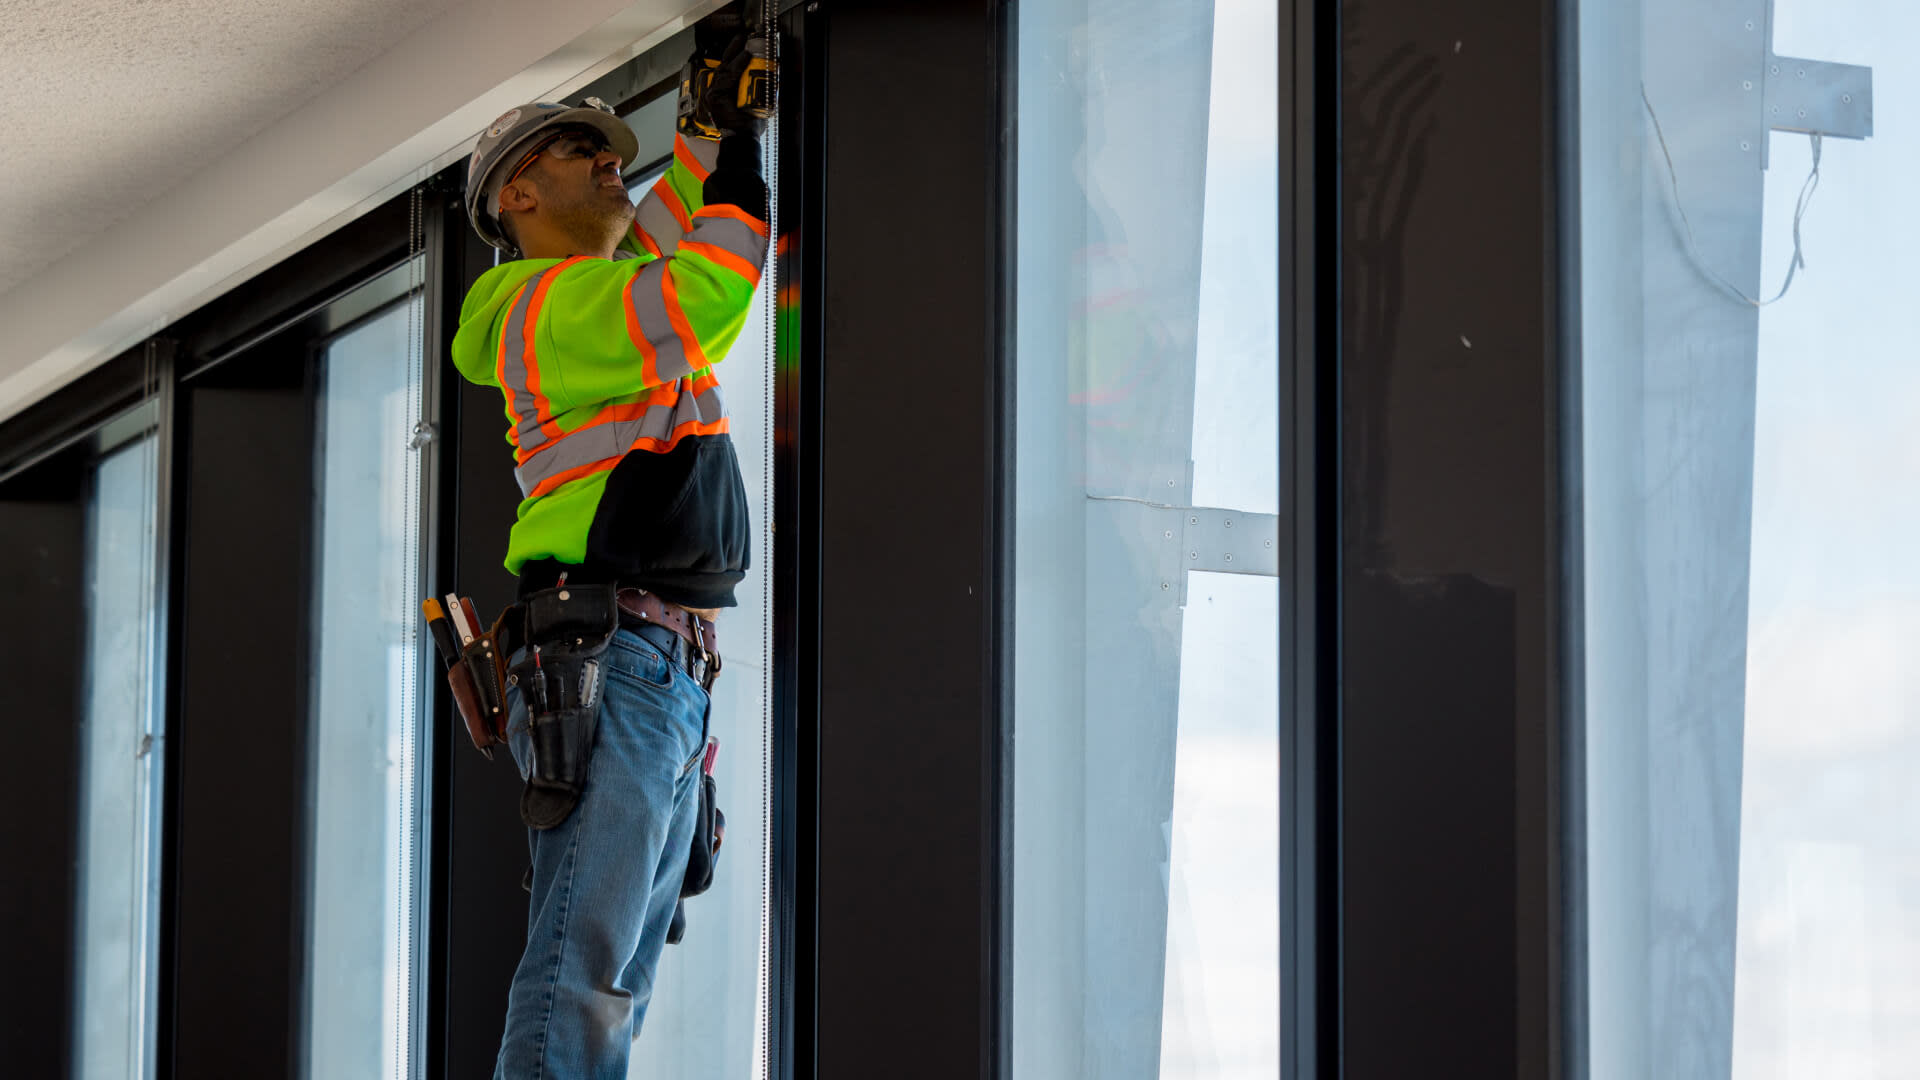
[549,179,634,254]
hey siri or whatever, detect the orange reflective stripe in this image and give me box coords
[659,269,708,371]
[516,257,587,462]
[526,453,626,499]
[632,222,663,258]
[674,133,712,183]
[514,376,729,498]
[653,176,693,234]
[524,420,730,499]
[677,240,761,287]
[693,203,769,237]
[628,417,731,457]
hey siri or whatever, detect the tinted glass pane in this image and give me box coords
[72,431,163,1080]
[1578,2,1919,1075]
[305,297,424,1079]
[1013,1,1281,1076]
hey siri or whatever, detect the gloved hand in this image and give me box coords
[700,34,770,139]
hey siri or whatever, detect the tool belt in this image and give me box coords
[430,584,725,833]
[615,588,722,692]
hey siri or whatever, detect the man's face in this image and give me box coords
[504,126,632,251]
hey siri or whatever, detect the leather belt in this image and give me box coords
[615,588,722,691]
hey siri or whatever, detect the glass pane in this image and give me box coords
[622,157,775,1080]
[1012,0,1281,1076]
[305,296,424,1079]
[72,431,163,1080]
[1578,2,1918,1076]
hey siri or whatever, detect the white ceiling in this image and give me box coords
[0,0,471,296]
[0,0,718,422]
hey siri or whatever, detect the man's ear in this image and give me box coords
[497,177,538,216]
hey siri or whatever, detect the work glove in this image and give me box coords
[700,34,771,139]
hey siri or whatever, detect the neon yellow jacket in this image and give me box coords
[451,134,768,606]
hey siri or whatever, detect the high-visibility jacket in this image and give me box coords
[451,133,769,608]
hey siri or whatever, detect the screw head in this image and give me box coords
[1741,140,1752,151]
[1160,582,1170,591]
[1844,93,1854,103]
[1189,516,1199,525]
[1189,552,1198,560]
[1164,530,1173,539]
[1797,69,1807,78]
[1224,519,1234,528]
[1224,553,1234,562]
[1798,108,1808,118]
[1743,80,1753,91]
[1746,19,1755,29]
[1771,64,1781,75]
[1265,538,1274,548]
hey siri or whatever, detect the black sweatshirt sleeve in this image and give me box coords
[702,134,769,222]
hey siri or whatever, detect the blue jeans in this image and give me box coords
[494,621,710,1079]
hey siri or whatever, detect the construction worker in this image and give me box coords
[450,21,770,1076]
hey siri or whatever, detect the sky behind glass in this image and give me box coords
[1161,0,1280,1078]
[1736,0,1920,1073]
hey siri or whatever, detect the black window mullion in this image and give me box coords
[809,2,1009,1077]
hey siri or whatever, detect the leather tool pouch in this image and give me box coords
[508,584,619,830]
[449,633,509,753]
[668,748,726,944]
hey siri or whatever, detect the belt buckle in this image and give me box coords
[692,618,722,691]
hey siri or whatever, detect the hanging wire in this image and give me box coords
[1641,83,1824,308]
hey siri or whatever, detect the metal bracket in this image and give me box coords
[1087,494,1280,607]
[1175,506,1280,578]
[1762,54,1872,168]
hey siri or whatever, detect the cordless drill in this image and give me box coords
[678,1,776,140]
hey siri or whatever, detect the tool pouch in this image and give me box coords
[448,633,509,754]
[508,584,620,830]
[668,754,726,944]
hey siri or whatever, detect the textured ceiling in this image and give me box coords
[0,0,471,296]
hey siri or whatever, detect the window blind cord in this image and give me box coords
[760,3,778,1078]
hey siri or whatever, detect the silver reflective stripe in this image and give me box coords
[497,280,551,454]
[693,380,727,424]
[635,195,686,254]
[512,381,729,497]
[686,214,769,270]
[625,260,699,381]
[679,134,720,175]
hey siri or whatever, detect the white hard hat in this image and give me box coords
[465,98,640,253]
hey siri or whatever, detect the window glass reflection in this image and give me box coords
[1013,0,1280,1076]
[73,431,163,1080]
[305,296,423,1080]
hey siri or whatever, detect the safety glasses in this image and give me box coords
[503,128,618,189]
